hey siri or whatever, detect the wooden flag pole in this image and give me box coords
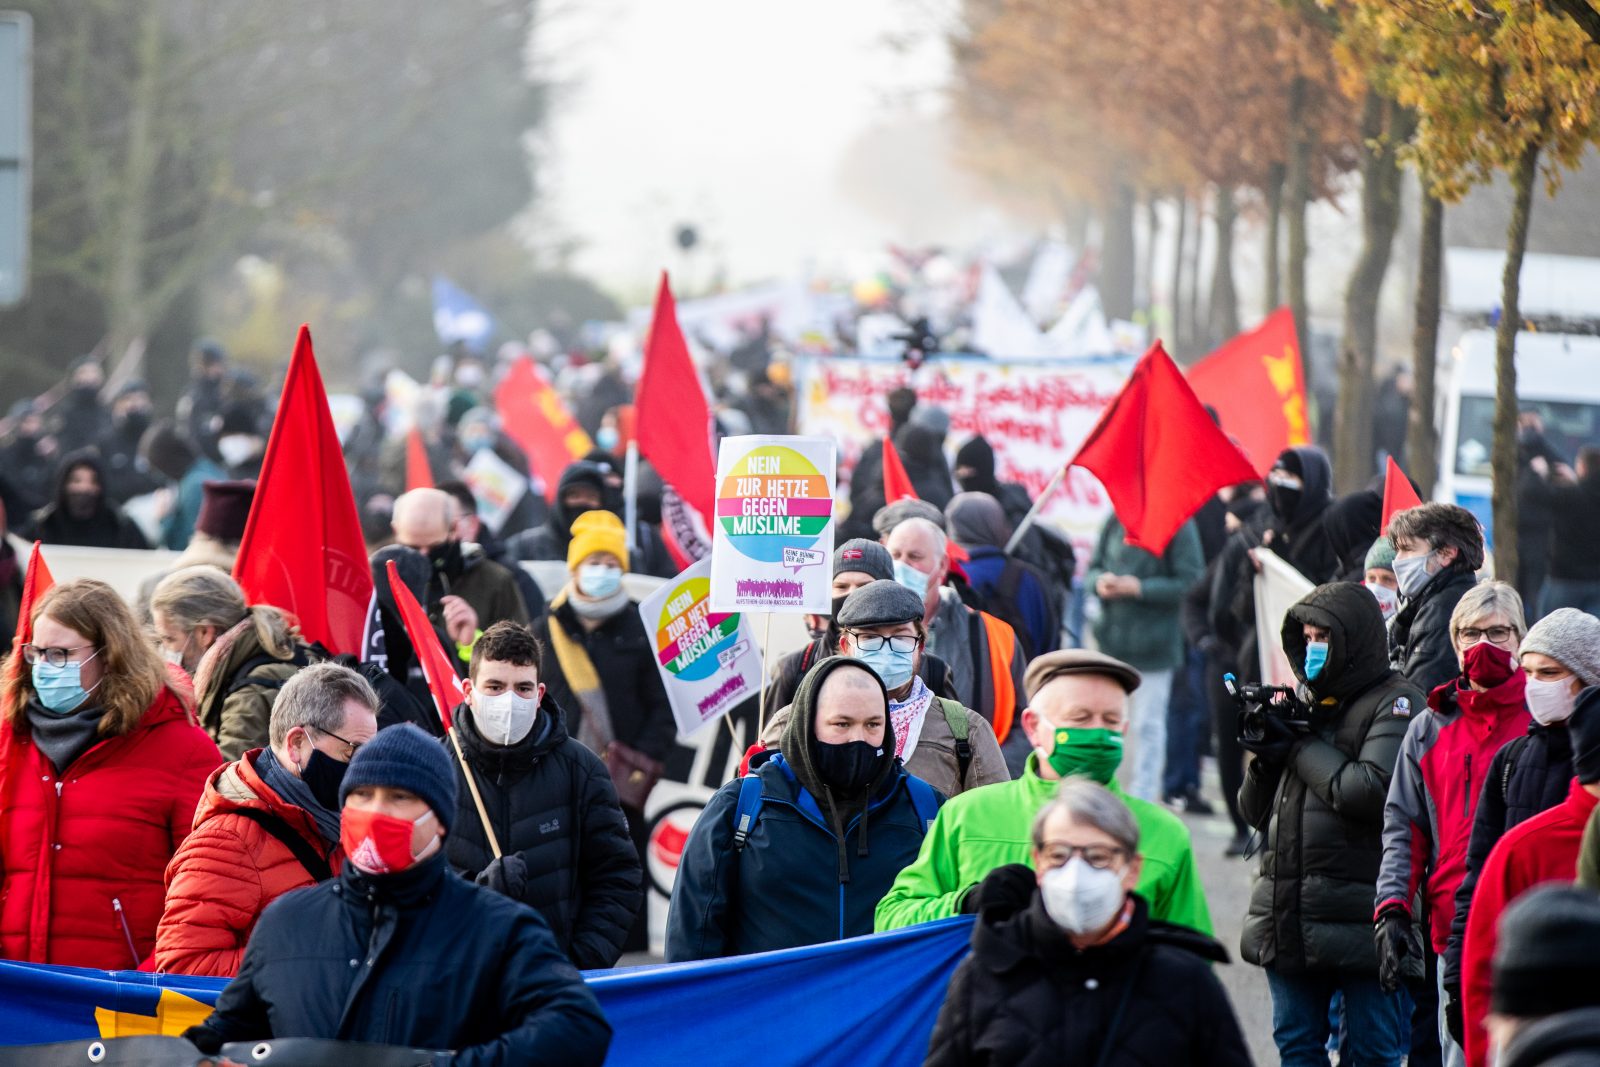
[446,725,502,860]
[1003,466,1069,555]
[756,613,774,738]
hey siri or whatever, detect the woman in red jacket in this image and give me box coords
[0,579,222,968]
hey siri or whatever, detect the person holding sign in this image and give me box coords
[665,656,944,962]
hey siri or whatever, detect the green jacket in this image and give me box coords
[874,753,1212,935]
[1085,516,1205,671]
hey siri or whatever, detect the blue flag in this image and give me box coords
[432,275,495,354]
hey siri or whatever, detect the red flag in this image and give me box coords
[3,543,54,717]
[636,272,716,521]
[233,325,373,654]
[494,357,593,501]
[384,561,463,733]
[882,435,918,503]
[1071,343,1259,555]
[405,427,434,491]
[1381,455,1424,533]
[1186,307,1309,477]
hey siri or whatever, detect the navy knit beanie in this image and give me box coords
[339,723,458,830]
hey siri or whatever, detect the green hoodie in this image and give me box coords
[873,752,1213,935]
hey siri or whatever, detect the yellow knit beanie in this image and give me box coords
[567,510,629,571]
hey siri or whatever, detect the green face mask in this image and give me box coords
[1043,726,1124,784]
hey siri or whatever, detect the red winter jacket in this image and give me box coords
[1460,776,1595,1067]
[1375,672,1530,951]
[155,749,342,977]
[0,689,222,968]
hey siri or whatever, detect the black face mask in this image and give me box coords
[1267,483,1301,522]
[119,410,152,441]
[300,748,349,812]
[813,738,889,797]
[426,539,464,579]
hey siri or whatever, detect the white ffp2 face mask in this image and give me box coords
[1039,856,1126,935]
[472,690,540,745]
[1525,675,1579,725]
[1365,581,1399,622]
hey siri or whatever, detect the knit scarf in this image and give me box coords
[256,747,342,846]
[889,677,935,762]
[566,585,631,622]
[546,588,616,756]
[25,699,105,772]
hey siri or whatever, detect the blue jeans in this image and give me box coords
[1163,644,1208,796]
[1266,969,1409,1067]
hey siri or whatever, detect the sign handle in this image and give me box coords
[448,726,503,859]
[1003,466,1069,555]
[756,612,773,739]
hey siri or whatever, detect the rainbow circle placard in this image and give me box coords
[654,576,740,683]
[714,445,832,564]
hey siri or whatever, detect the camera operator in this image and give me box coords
[1239,582,1426,1066]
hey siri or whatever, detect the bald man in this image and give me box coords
[391,489,530,656]
[887,517,1028,772]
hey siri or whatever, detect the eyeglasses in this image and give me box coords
[21,644,100,668]
[1036,843,1127,870]
[1459,626,1516,644]
[309,724,363,761]
[844,632,921,654]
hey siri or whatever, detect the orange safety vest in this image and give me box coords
[978,611,1019,743]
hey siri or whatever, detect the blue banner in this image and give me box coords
[0,918,973,1065]
[431,275,495,353]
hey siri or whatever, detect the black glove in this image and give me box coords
[1239,712,1300,765]
[475,854,530,900]
[1443,980,1465,1047]
[182,1024,222,1055]
[1375,910,1422,994]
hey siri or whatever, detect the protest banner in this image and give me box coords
[639,558,763,738]
[462,447,530,535]
[709,435,836,614]
[1255,548,1315,688]
[792,354,1132,570]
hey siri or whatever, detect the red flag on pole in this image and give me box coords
[636,272,717,521]
[1381,455,1424,533]
[3,542,54,717]
[233,325,373,654]
[405,427,434,491]
[493,356,593,501]
[384,561,463,733]
[1071,342,1259,555]
[881,435,918,503]
[1186,307,1310,477]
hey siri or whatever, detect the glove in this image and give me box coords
[475,854,530,900]
[1239,712,1300,765]
[181,1023,222,1055]
[1443,980,1465,1047]
[1375,909,1422,994]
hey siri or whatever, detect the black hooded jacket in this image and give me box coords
[924,864,1250,1067]
[446,696,642,971]
[30,450,150,549]
[1390,563,1477,696]
[505,461,675,578]
[1239,581,1422,975]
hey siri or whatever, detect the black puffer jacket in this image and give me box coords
[446,696,642,971]
[1443,721,1574,989]
[1391,564,1477,696]
[924,865,1249,1067]
[183,854,611,1066]
[1239,581,1421,975]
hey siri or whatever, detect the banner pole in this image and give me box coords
[1003,466,1069,555]
[757,612,773,738]
[447,726,503,859]
[623,441,640,556]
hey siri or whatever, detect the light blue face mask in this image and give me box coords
[32,649,102,716]
[1303,641,1330,680]
[893,559,930,601]
[577,563,624,599]
[850,642,915,691]
[596,426,620,453]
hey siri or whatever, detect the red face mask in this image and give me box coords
[1462,640,1519,689]
[341,807,437,875]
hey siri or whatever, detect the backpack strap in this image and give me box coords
[230,808,333,883]
[730,774,766,853]
[936,698,972,789]
[903,774,940,832]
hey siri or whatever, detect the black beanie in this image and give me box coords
[1569,688,1600,784]
[1492,885,1600,1018]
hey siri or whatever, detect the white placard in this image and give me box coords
[708,435,836,614]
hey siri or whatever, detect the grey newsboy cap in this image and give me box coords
[1024,649,1142,700]
[836,579,925,629]
[1521,608,1600,687]
[834,538,894,582]
[872,498,948,539]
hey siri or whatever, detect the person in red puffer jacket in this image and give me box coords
[155,662,379,976]
[1375,582,1532,1064]
[0,579,222,969]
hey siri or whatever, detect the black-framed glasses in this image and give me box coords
[1459,626,1515,644]
[844,632,921,654]
[309,724,363,761]
[1036,843,1127,870]
[21,644,100,668]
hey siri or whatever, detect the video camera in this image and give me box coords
[1224,673,1316,745]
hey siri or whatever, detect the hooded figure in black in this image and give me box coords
[30,450,149,549]
[506,460,674,578]
[840,388,919,542]
[664,656,944,962]
[950,433,1077,608]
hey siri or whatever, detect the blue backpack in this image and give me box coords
[729,771,941,852]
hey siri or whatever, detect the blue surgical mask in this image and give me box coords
[893,559,930,600]
[850,642,915,691]
[31,650,102,716]
[1393,552,1433,600]
[577,563,623,599]
[596,426,620,452]
[1303,641,1330,680]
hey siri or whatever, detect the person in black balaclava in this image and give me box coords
[51,359,108,457]
[840,388,921,542]
[665,656,944,961]
[505,459,674,577]
[31,450,149,549]
[98,380,164,504]
[1,401,56,516]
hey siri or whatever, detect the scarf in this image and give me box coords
[889,677,936,763]
[566,584,631,622]
[256,747,342,845]
[25,699,106,772]
[546,588,616,756]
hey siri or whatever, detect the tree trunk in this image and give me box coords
[1101,180,1138,320]
[103,5,167,356]
[1264,161,1286,311]
[1332,93,1410,493]
[1208,184,1239,345]
[1492,142,1541,584]
[1409,183,1444,498]
[1185,193,1203,353]
[1285,78,1312,372]
[1141,193,1160,319]
[1171,194,1188,351]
